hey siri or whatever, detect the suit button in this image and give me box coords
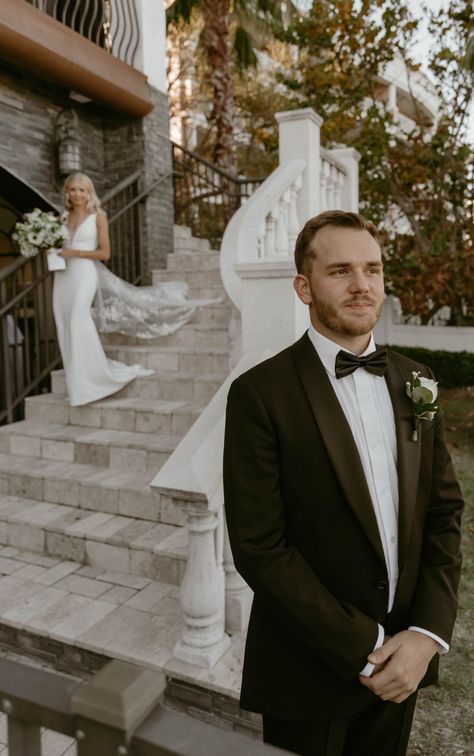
[376,580,388,590]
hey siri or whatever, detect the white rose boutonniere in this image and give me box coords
[406,371,439,441]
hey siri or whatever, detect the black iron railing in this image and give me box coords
[26,0,140,67]
[172,142,263,249]
[102,169,173,285]
[0,253,60,426]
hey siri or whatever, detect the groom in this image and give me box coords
[223,211,463,756]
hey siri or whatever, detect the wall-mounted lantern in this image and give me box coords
[55,110,81,176]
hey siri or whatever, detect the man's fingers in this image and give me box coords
[367,636,398,665]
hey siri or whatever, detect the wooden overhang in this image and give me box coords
[0,0,154,117]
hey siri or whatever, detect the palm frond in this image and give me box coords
[233,26,259,72]
[166,0,201,26]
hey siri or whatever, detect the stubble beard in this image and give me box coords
[312,296,383,338]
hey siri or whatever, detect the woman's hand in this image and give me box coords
[59,247,75,258]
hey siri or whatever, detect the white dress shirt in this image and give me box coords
[308,326,448,675]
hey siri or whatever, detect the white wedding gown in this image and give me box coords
[52,213,154,406]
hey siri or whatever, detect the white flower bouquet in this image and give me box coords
[12,208,69,270]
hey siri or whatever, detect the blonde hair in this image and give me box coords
[63,172,101,213]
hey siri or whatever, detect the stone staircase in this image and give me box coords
[0,226,242,686]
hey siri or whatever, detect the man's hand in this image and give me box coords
[359,630,438,703]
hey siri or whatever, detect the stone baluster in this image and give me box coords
[223,512,253,633]
[334,169,344,208]
[173,504,230,667]
[320,160,329,211]
[264,211,276,257]
[275,196,289,256]
[328,165,337,209]
[287,177,301,249]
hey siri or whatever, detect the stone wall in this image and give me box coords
[0,61,173,273]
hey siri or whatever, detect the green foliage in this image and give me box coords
[389,345,474,387]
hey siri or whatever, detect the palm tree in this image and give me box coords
[166,0,291,174]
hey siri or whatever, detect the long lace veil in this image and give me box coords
[92,261,218,339]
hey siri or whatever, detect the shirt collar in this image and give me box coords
[307,325,376,378]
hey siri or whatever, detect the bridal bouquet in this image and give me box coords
[13,208,69,270]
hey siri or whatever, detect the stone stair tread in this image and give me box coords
[26,392,203,413]
[0,420,181,452]
[0,496,181,550]
[0,452,154,489]
[0,549,182,667]
[51,367,226,382]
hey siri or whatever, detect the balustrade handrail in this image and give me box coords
[320,147,348,173]
[171,141,263,186]
[219,158,306,310]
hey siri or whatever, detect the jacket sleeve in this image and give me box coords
[223,375,380,681]
[407,408,464,643]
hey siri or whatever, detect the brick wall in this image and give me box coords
[0,62,173,275]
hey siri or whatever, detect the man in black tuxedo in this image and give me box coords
[223,211,463,756]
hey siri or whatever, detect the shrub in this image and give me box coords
[389,346,474,388]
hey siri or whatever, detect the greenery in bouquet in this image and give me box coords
[12,208,69,258]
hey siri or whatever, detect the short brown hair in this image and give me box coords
[294,210,380,276]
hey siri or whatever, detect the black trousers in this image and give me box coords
[262,693,418,756]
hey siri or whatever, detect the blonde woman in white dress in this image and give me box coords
[52,172,155,406]
[53,170,215,407]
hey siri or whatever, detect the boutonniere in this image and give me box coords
[406,371,438,441]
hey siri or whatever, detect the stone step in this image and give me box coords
[189,302,232,327]
[51,369,225,404]
[166,250,219,272]
[0,420,180,475]
[172,236,211,253]
[101,345,230,374]
[153,323,229,349]
[0,496,187,583]
[0,547,185,668]
[152,268,223,287]
[173,224,192,240]
[100,323,229,349]
[0,452,185,525]
[25,393,202,435]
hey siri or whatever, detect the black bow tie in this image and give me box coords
[335,348,388,379]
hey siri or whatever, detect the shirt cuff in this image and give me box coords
[408,626,449,654]
[359,624,385,677]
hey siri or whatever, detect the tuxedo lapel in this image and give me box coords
[292,334,385,567]
[384,353,421,572]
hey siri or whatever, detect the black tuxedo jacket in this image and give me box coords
[223,333,463,720]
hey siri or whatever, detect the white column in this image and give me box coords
[275,108,323,224]
[173,505,231,668]
[134,0,167,93]
[328,146,361,212]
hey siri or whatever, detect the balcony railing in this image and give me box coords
[26,0,140,67]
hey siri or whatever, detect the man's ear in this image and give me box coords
[293,274,312,305]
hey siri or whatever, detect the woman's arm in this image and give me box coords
[60,211,111,261]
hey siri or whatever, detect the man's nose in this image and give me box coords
[348,271,369,292]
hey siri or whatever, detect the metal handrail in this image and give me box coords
[171,141,264,249]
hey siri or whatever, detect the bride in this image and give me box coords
[53,172,211,407]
